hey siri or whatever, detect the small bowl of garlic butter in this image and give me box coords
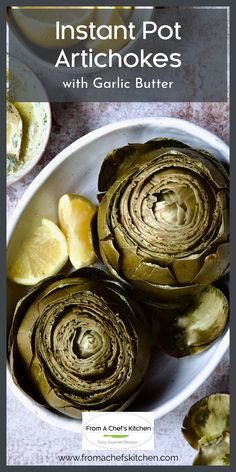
[7,56,51,186]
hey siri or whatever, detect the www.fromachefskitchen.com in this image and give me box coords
[57,453,179,463]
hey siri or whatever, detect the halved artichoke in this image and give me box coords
[8,268,151,418]
[152,285,229,357]
[97,138,229,300]
[182,394,230,465]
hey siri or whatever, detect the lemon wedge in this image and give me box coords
[11,7,133,51]
[58,194,97,269]
[116,7,133,22]
[85,8,130,53]
[7,218,68,285]
[11,6,95,48]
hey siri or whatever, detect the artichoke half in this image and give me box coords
[97,138,229,301]
[182,394,230,465]
[8,268,151,418]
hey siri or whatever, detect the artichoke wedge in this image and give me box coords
[97,138,229,301]
[8,268,151,418]
[152,285,228,357]
[182,394,230,449]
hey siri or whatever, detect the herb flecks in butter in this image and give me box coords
[6,102,43,176]
[6,101,23,162]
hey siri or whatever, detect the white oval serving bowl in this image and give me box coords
[7,56,51,186]
[7,117,229,432]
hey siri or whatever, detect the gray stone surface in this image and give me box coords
[7,350,229,466]
[7,102,229,466]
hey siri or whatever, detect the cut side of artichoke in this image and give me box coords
[153,285,229,357]
[97,138,229,301]
[8,267,151,418]
[182,394,230,449]
[98,138,191,193]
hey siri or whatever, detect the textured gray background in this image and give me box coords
[7,102,229,466]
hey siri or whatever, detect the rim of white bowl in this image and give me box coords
[7,117,229,237]
[7,332,229,433]
[7,117,230,432]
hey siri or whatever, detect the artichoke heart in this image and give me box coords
[152,285,229,357]
[8,267,151,418]
[97,138,229,300]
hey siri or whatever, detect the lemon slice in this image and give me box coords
[11,6,95,48]
[117,7,133,22]
[58,194,97,269]
[85,8,130,53]
[7,218,68,285]
[7,101,23,161]
[11,7,133,51]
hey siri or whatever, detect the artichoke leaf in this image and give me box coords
[193,432,230,466]
[191,243,229,284]
[98,138,190,193]
[182,394,230,449]
[153,285,228,358]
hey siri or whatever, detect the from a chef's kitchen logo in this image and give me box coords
[82,412,154,450]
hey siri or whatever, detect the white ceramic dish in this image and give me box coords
[7,117,229,432]
[7,56,51,186]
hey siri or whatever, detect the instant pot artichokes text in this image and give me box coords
[97,138,229,300]
[8,268,150,418]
